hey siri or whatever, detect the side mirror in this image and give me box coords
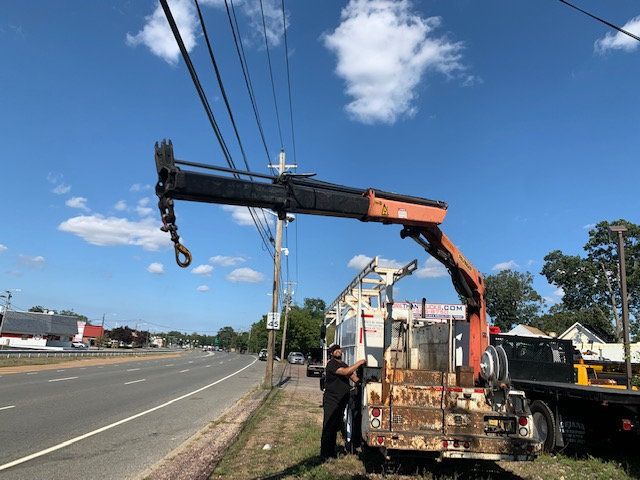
[320,324,327,340]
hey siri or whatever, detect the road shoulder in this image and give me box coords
[138,385,269,480]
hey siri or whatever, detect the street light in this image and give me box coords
[609,225,632,390]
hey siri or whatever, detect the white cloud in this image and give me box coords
[222,205,274,228]
[415,257,447,278]
[347,254,373,270]
[553,288,565,299]
[47,172,62,184]
[347,254,404,270]
[492,260,519,272]
[136,197,154,217]
[196,285,210,292]
[583,223,596,230]
[202,0,286,47]
[65,197,90,212]
[126,0,198,65]
[114,200,128,211]
[147,262,164,274]
[544,287,565,305]
[19,255,45,268]
[58,215,172,251]
[595,16,640,54]
[52,183,71,195]
[323,0,467,124]
[209,255,247,267]
[192,264,213,276]
[0,244,7,253]
[130,183,152,192]
[227,267,265,283]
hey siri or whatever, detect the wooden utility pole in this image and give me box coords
[610,225,632,390]
[264,150,286,388]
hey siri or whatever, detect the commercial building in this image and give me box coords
[0,311,78,349]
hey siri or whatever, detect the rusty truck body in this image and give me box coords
[325,257,541,461]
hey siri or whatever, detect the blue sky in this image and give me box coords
[1,0,639,333]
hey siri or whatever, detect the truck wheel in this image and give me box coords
[530,400,556,452]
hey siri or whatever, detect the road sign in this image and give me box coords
[266,312,280,330]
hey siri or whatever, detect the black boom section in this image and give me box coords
[155,140,370,219]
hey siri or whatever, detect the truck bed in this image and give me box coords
[511,379,640,407]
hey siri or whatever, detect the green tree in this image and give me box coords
[59,309,89,323]
[541,220,640,340]
[485,270,544,331]
[29,305,49,313]
[529,307,614,338]
[216,326,237,349]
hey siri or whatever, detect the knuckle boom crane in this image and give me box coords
[154,140,541,460]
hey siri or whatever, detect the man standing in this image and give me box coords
[320,344,366,460]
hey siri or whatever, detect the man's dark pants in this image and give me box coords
[320,393,349,460]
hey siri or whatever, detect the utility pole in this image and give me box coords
[610,225,632,390]
[98,313,105,350]
[280,282,294,361]
[264,150,297,388]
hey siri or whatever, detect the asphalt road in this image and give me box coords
[0,350,263,480]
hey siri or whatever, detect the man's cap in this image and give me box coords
[328,344,341,354]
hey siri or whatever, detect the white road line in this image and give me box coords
[48,377,78,383]
[26,372,38,375]
[0,405,15,411]
[97,366,104,368]
[124,379,146,385]
[164,364,174,367]
[0,356,258,472]
[188,361,194,364]
[126,368,141,372]
[56,369,65,372]
[204,365,212,368]
[179,369,190,373]
[219,361,224,365]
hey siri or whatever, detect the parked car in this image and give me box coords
[258,348,268,361]
[71,342,87,349]
[306,347,324,377]
[287,352,305,364]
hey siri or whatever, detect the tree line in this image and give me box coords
[485,219,639,341]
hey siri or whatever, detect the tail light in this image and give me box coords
[376,436,384,445]
[463,441,470,449]
[371,407,381,418]
[518,416,528,426]
[370,418,381,429]
[453,440,460,448]
[622,419,634,431]
[442,440,448,448]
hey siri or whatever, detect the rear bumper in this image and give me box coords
[307,365,324,375]
[365,432,541,461]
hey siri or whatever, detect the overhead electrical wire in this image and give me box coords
[224,0,272,165]
[193,0,275,244]
[258,0,284,150]
[159,0,274,257]
[557,0,640,43]
[280,0,297,165]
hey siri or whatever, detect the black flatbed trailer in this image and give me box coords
[492,334,640,452]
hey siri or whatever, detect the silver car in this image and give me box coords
[287,352,305,364]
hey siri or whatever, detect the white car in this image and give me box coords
[71,342,87,349]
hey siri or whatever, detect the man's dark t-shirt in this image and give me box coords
[324,358,350,402]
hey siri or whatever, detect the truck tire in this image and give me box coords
[530,400,556,452]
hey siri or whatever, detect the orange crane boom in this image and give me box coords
[154,140,488,378]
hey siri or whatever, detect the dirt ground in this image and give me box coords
[0,352,182,374]
[211,364,639,480]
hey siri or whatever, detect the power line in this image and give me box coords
[194,0,275,244]
[258,0,284,150]
[557,0,640,43]
[280,0,297,165]
[159,0,274,257]
[224,0,272,165]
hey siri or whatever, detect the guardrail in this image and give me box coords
[0,349,179,359]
